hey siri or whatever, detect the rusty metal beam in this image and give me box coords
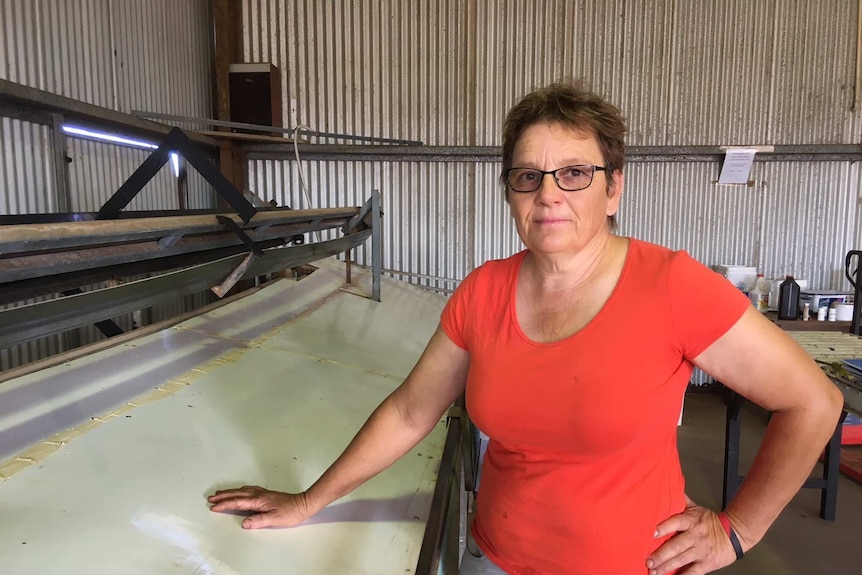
[0,230,372,350]
[0,78,217,149]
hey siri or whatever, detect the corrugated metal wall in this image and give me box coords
[0,0,217,213]
[243,0,862,293]
[0,0,218,370]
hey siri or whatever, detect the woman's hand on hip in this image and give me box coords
[645,496,738,575]
[208,486,314,529]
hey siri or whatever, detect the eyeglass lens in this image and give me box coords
[508,165,596,192]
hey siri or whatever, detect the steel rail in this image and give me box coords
[243,143,862,163]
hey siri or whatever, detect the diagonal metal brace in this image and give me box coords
[342,195,375,234]
[216,215,264,256]
[211,252,257,298]
[97,127,257,223]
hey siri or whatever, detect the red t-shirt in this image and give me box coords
[440,239,749,575]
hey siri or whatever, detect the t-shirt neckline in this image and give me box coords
[509,237,636,347]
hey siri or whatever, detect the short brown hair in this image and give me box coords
[501,81,627,229]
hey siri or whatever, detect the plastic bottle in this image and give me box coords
[777,276,801,320]
[749,274,770,312]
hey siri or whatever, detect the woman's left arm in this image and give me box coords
[647,306,844,575]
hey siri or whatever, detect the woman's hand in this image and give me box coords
[645,496,739,575]
[208,486,315,529]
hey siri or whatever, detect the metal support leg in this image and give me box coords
[50,113,71,213]
[820,410,848,520]
[723,389,743,509]
[371,190,381,302]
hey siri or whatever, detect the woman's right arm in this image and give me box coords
[208,325,470,529]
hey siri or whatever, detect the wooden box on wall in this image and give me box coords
[228,63,283,135]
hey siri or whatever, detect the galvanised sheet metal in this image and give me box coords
[0,259,448,574]
[0,118,55,214]
[0,0,212,114]
[472,162,524,265]
[241,0,473,146]
[0,0,215,216]
[240,0,862,148]
[111,0,213,120]
[253,153,862,291]
[185,169,218,210]
[757,161,860,290]
[66,137,180,213]
[0,0,114,106]
[474,0,677,147]
[669,0,776,145]
[769,0,858,145]
[621,161,763,266]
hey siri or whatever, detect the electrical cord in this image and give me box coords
[292,124,321,242]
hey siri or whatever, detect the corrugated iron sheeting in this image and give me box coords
[66,138,181,212]
[0,0,216,218]
[0,0,217,371]
[621,162,763,266]
[241,0,473,146]
[253,157,862,293]
[0,118,55,214]
[758,162,860,289]
[770,0,858,144]
[670,0,775,144]
[475,0,676,147]
[473,163,524,264]
[239,0,862,147]
[249,159,473,290]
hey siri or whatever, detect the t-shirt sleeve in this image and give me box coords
[669,251,751,360]
[440,266,480,351]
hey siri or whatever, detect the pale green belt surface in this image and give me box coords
[0,259,448,575]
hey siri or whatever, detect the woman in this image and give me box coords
[208,83,844,575]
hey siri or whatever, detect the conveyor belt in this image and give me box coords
[0,259,451,574]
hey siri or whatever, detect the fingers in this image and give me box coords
[242,512,278,529]
[208,486,262,503]
[648,509,737,575]
[655,512,694,538]
[650,546,700,575]
[209,497,269,513]
[648,531,695,570]
[208,486,270,513]
[207,487,309,529]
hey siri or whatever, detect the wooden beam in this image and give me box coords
[213,0,246,190]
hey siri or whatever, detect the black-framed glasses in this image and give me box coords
[506,164,607,193]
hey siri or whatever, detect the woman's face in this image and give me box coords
[507,122,622,256]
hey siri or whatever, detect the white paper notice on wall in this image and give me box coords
[718,148,757,184]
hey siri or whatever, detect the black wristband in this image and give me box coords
[727,525,744,561]
[717,512,745,561]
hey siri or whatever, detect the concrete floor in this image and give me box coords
[678,393,862,574]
